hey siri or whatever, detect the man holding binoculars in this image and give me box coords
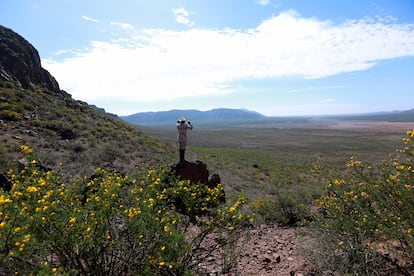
[176,117,193,164]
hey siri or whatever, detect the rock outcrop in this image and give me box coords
[0,25,60,92]
[170,160,222,189]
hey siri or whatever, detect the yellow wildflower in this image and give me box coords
[149,256,157,265]
[20,145,33,154]
[26,186,40,193]
[13,227,21,234]
[23,234,31,242]
[0,195,12,205]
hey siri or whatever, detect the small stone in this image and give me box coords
[263,257,271,264]
[275,255,281,263]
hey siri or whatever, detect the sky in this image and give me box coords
[1,0,414,116]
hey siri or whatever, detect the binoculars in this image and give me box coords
[177,120,191,124]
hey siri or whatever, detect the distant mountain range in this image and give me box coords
[121,108,266,125]
[121,108,414,125]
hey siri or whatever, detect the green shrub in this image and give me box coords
[249,198,277,223]
[45,120,77,140]
[0,146,251,275]
[30,119,42,127]
[249,178,311,226]
[0,81,14,88]
[0,110,22,121]
[68,142,86,153]
[95,144,124,165]
[249,194,307,226]
[305,130,414,275]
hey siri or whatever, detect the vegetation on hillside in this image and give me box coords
[0,81,173,179]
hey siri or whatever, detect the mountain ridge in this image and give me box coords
[121,108,266,125]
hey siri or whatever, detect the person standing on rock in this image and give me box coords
[176,117,193,164]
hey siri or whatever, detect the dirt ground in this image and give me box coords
[231,224,313,276]
[193,222,414,276]
[194,223,314,276]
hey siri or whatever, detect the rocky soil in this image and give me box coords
[193,223,414,276]
[194,223,315,276]
[232,224,313,276]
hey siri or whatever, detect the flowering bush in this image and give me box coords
[309,130,414,274]
[0,146,251,275]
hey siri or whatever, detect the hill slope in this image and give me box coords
[0,25,172,179]
[121,108,266,125]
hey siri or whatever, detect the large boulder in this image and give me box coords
[170,160,221,189]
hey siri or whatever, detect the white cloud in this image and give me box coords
[256,0,271,6]
[110,21,134,30]
[172,7,194,26]
[44,11,414,111]
[81,15,98,23]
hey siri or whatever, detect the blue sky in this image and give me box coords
[1,0,414,116]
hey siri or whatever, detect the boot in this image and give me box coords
[179,149,186,164]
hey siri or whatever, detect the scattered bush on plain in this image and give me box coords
[305,130,414,275]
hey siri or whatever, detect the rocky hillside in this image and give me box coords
[0,25,59,92]
[0,25,172,179]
